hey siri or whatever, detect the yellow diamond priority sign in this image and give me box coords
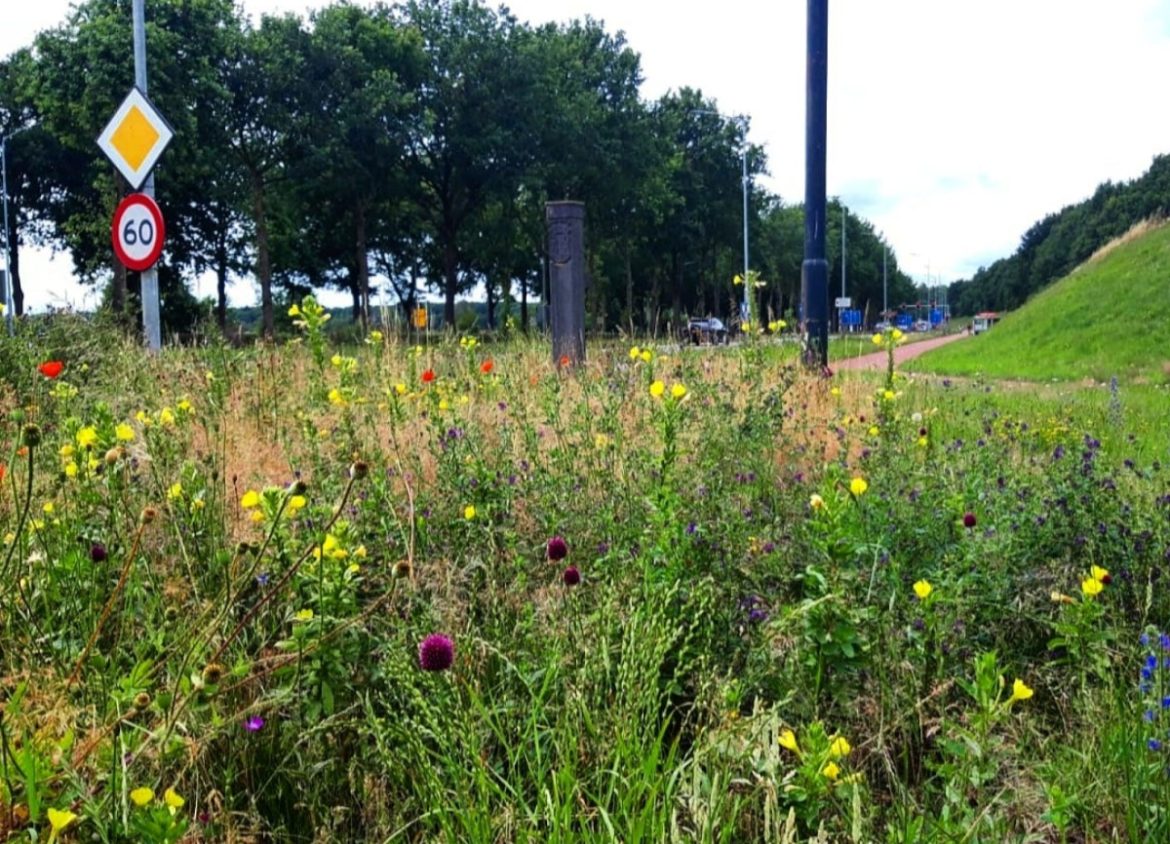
[97,88,173,190]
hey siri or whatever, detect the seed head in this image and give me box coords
[393,560,413,579]
[201,663,226,685]
[140,507,159,525]
[349,461,369,480]
[21,424,41,448]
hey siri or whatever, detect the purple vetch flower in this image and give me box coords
[562,566,581,586]
[245,715,265,732]
[686,522,697,535]
[418,634,455,672]
[547,536,568,561]
[256,572,270,587]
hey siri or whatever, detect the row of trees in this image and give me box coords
[948,154,1170,315]
[1,0,917,336]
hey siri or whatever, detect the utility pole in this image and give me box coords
[882,246,887,316]
[741,139,749,322]
[840,206,846,333]
[133,0,162,351]
[800,0,829,366]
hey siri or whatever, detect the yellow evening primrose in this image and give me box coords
[331,354,343,367]
[464,505,477,520]
[327,388,346,407]
[167,483,183,501]
[822,761,840,780]
[629,346,641,360]
[882,389,896,401]
[872,333,884,345]
[733,274,743,286]
[354,545,367,559]
[671,384,687,399]
[159,407,176,427]
[1090,565,1110,583]
[288,303,301,317]
[394,382,407,396]
[829,736,852,758]
[741,321,751,333]
[42,502,54,515]
[76,427,98,449]
[130,787,154,807]
[640,349,653,363]
[295,608,314,622]
[64,462,78,478]
[913,580,933,600]
[649,380,666,398]
[917,436,929,447]
[1009,678,1034,702]
[288,495,307,512]
[164,787,184,814]
[47,807,78,837]
[135,410,151,426]
[368,330,383,343]
[1082,577,1103,597]
[868,425,880,436]
[115,423,135,442]
[241,490,261,509]
[892,328,904,341]
[849,477,868,496]
[177,399,192,413]
[778,729,800,753]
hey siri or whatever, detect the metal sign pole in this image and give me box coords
[2,136,12,335]
[801,0,829,367]
[133,0,162,351]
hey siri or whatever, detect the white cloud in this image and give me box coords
[5,0,1170,310]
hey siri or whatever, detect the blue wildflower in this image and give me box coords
[1161,633,1170,650]
[1142,633,1152,647]
[1145,710,1157,722]
[1150,739,1163,752]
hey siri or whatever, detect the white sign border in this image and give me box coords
[96,87,174,190]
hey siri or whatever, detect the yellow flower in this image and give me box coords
[438,398,450,411]
[42,502,54,515]
[1090,565,1110,583]
[868,425,880,436]
[295,608,314,622]
[464,505,476,520]
[47,807,78,835]
[241,490,261,509]
[829,736,852,758]
[130,787,154,807]
[849,477,868,496]
[917,436,929,447]
[741,321,751,333]
[822,761,840,780]
[76,426,98,449]
[649,380,665,398]
[628,346,641,360]
[1082,577,1103,597]
[778,729,800,753]
[288,303,301,317]
[328,388,346,407]
[809,493,825,510]
[733,273,743,286]
[159,407,176,427]
[288,495,307,512]
[59,443,75,458]
[594,433,612,449]
[164,787,184,814]
[671,383,687,399]
[640,349,653,363]
[115,423,135,442]
[394,382,407,396]
[250,510,265,523]
[354,544,367,559]
[830,386,841,397]
[891,328,904,341]
[135,410,151,426]
[64,462,78,478]
[331,353,343,367]
[872,333,884,346]
[882,389,896,401]
[176,399,192,413]
[167,483,183,501]
[1009,678,1034,702]
[913,580,933,600]
[368,330,383,343]
[322,534,340,555]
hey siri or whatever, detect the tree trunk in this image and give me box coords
[6,208,23,315]
[442,233,458,329]
[354,202,370,329]
[486,279,496,329]
[252,172,273,339]
[215,230,228,332]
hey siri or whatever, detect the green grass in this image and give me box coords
[909,221,1170,383]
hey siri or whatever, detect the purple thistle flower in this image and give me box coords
[547,536,568,561]
[562,566,581,586]
[418,634,455,672]
[963,512,977,529]
[245,715,265,732]
[90,542,108,563]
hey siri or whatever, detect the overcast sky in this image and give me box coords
[5,0,1170,311]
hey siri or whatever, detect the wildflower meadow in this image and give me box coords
[0,306,1168,842]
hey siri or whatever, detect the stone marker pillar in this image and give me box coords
[546,201,586,367]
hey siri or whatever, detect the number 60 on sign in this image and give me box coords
[111,193,166,272]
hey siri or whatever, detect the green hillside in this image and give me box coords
[910,220,1170,383]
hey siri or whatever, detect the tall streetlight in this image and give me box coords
[2,126,30,336]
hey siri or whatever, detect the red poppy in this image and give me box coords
[559,355,571,367]
[0,464,6,484]
[480,360,494,374]
[38,360,64,379]
[421,369,436,383]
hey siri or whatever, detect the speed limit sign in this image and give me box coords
[111,193,166,271]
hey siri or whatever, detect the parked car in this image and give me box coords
[687,317,729,345]
[913,320,931,332]
[875,320,892,331]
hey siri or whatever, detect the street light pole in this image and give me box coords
[2,127,30,336]
[741,141,749,322]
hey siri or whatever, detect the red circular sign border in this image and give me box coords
[111,193,166,272]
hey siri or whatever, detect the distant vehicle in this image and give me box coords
[913,320,931,332]
[875,320,892,331]
[972,312,1000,335]
[687,317,729,345]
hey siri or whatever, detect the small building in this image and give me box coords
[972,312,1000,335]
